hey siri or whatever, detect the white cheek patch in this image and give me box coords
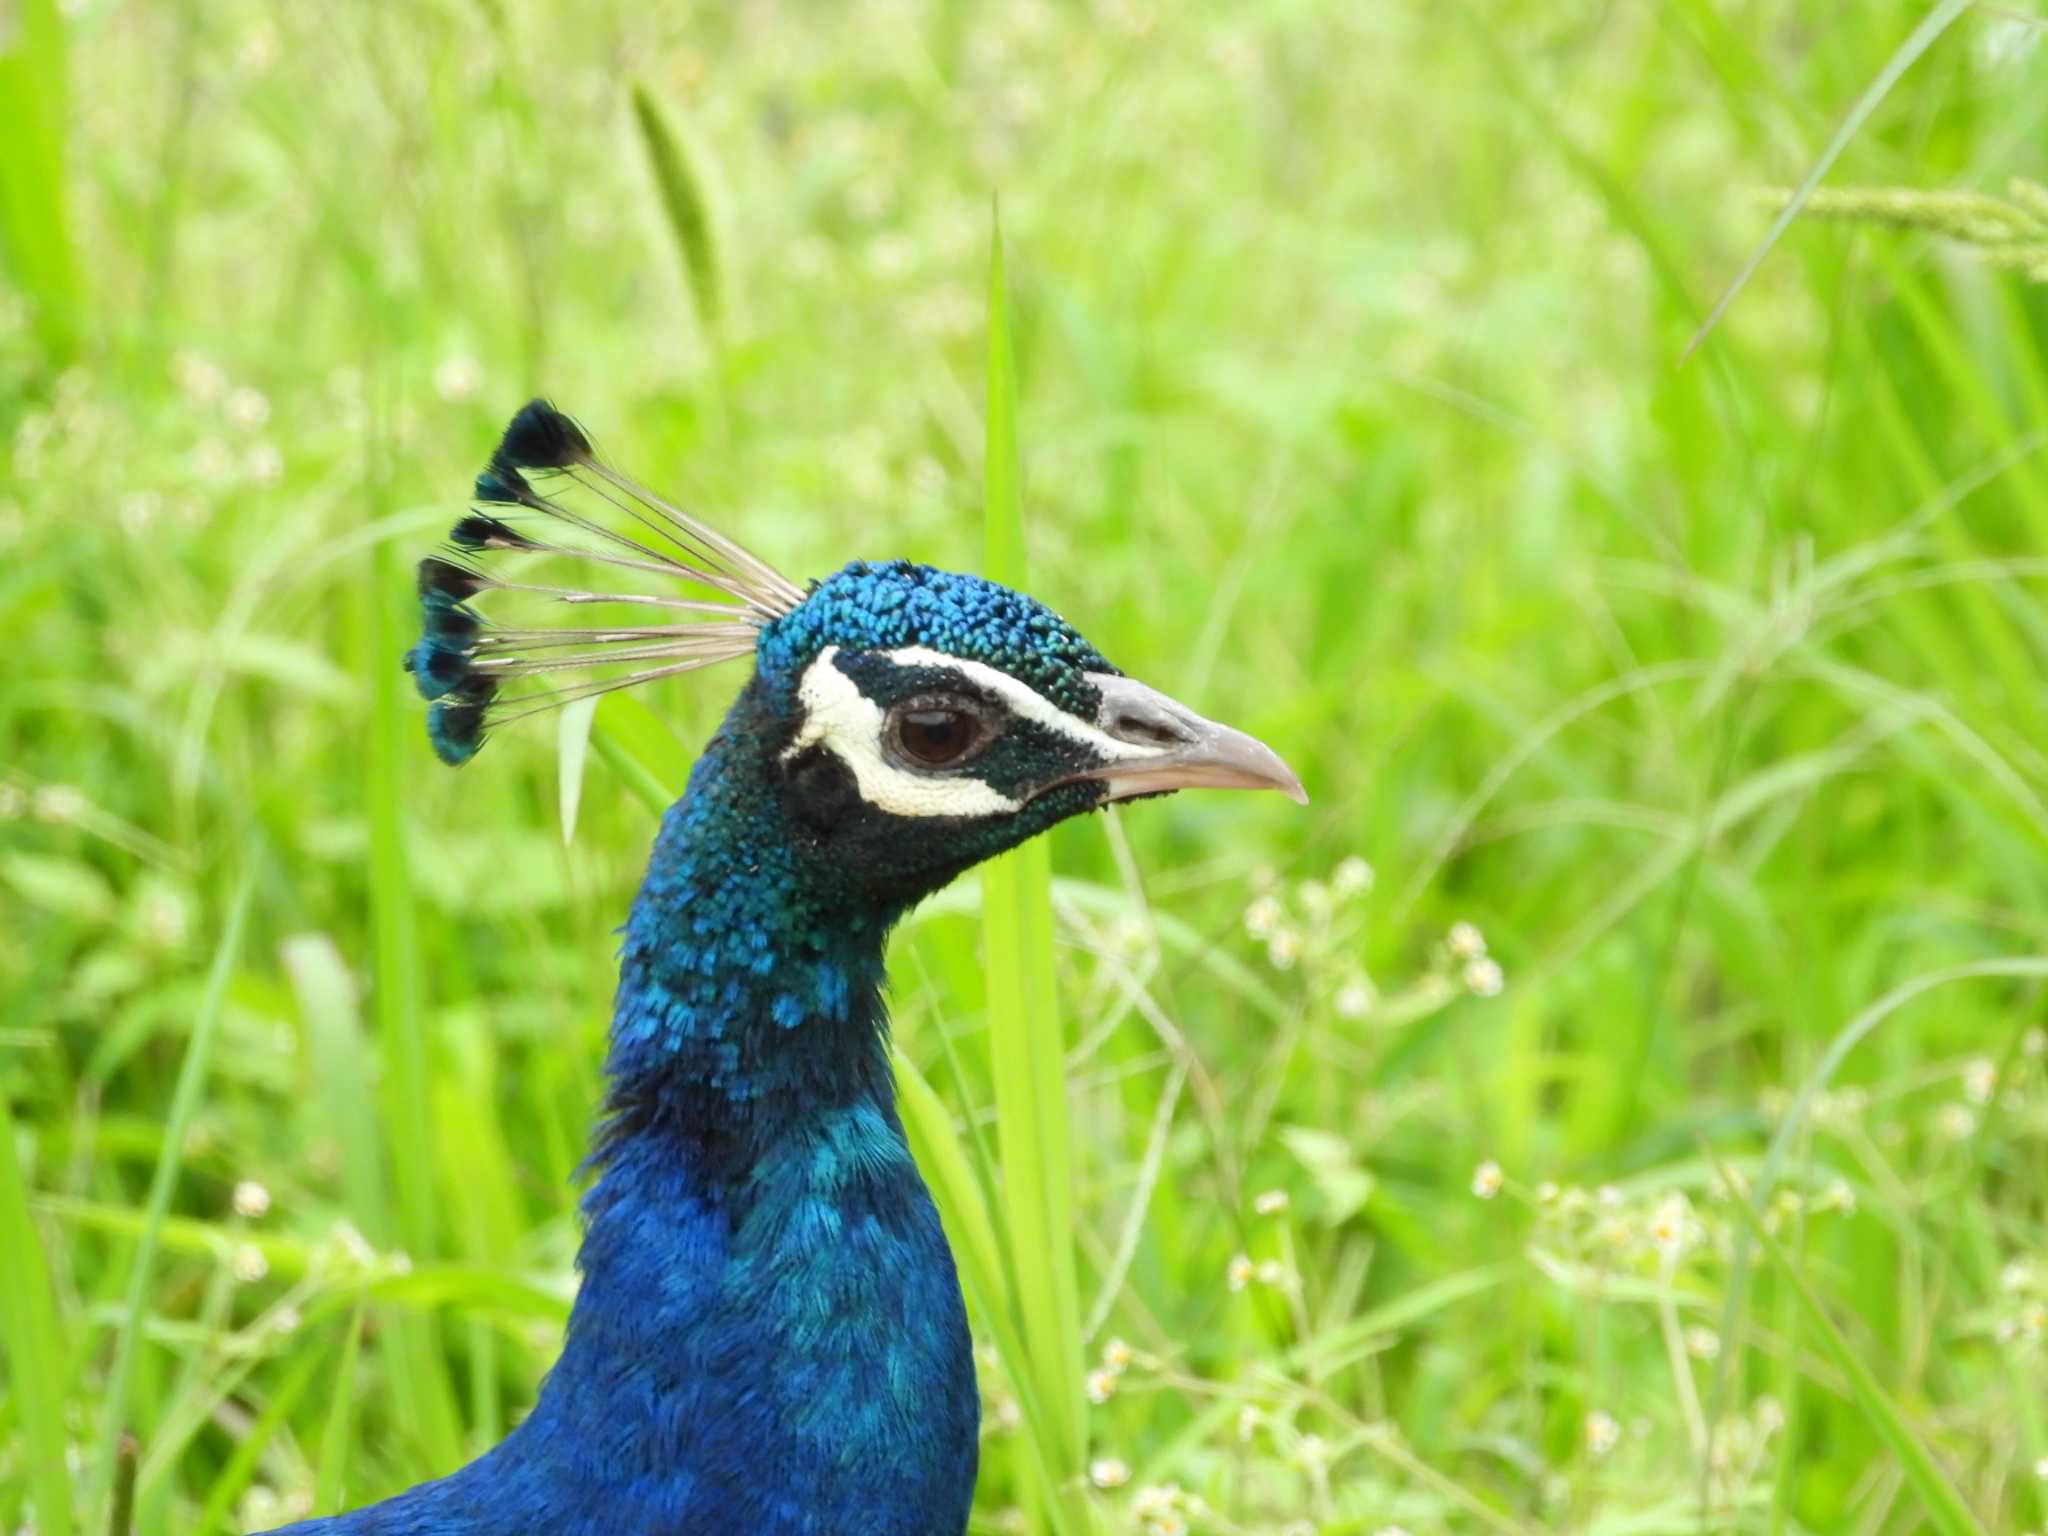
[784,647,1026,819]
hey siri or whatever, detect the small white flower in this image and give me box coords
[1963,1057,1997,1106]
[1584,1409,1620,1457]
[2024,1028,2045,1058]
[1107,914,1151,960]
[1088,1456,1129,1488]
[1209,33,1258,78]
[434,355,484,403]
[239,1486,283,1527]
[1819,1176,1856,1216]
[1102,1337,1133,1371]
[1463,957,1504,997]
[2022,1301,2047,1341]
[1254,1258,1288,1287]
[1535,1180,1559,1203]
[1685,1325,1720,1359]
[236,22,278,73]
[1649,1193,1690,1256]
[1333,977,1373,1019]
[192,437,232,480]
[1447,921,1487,960]
[1132,1483,1178,1517]
[1235,1404,1260,1442]
[1227,1254,1253,1292]
[225,387,271,429]
[172,352,226,404]
[244,441,283,486]
[1295,879,1330,915]
[865,233,917,279]
[2035,1453,2048,1480]
[231,1244,269,1283]
[1936,1103,1978,1141]
[120,491,161,532]
[1243,895,1282,939]
[1755,1395,1785,1434]
[1253,1189,1289,1216]
[2002,1260,2033,1294]
[1266,929,1301,970]
[1085,1368,1116,1404]
[271,1305,302,1334]
[1596,1183,1624,1208]
[1294,1432,1327,1468]
[1471,1160,1503,1199]
[232,1180,272,1219]
[1332,856,1374,897]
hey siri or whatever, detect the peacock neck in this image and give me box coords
[471,701,978,1530]
[597,693,903,1176]
[274,708,980,1535]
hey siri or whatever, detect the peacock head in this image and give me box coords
[406,401,1303,907]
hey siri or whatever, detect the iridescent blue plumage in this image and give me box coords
[273,402,1301,1535]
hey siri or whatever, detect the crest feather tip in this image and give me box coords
[494,398,592,472]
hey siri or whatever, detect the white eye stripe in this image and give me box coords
[881,647,1168,760]
[784,647,1024,819]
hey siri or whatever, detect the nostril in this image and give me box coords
[1113,712,1188,747]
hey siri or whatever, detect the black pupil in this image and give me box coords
[899,709,973,765]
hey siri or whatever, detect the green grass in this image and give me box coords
[5,1,2048,1532]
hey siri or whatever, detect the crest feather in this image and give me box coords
[407,400,801,765]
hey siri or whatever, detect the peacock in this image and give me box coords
[273,400,1303,1535]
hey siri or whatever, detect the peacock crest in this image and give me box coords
[404,399,806,764]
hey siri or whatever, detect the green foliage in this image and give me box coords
[0,0,79,365]
[5,2,2048,1533]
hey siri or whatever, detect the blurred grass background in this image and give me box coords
[4,0,2048,1531]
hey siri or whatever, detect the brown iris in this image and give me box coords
[894,707,979,767]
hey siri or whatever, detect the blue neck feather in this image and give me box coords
[278,685,978,1535]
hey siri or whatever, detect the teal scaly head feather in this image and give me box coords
[282,402,1303,1536]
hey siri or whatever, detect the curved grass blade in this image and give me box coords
[1683,0,1970,361]
[631,80,725,342]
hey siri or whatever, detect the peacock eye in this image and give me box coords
[889,701,986,769]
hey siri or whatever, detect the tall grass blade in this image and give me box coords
[0,0,80,364]
[1683,0,1970,360]
[282,934,388,1240]
[630,80,726,344]
[367,486,463,1473]
[1706,1144,1990,1536]
[85,870,253,1524]
[558,694,598,846]
[977,214,1088,1534]
[0,1093,74,1536]
[893,1046,1064,1510]
[314,1304,367,1515]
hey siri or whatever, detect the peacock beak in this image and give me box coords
[1069,672,1308,806]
